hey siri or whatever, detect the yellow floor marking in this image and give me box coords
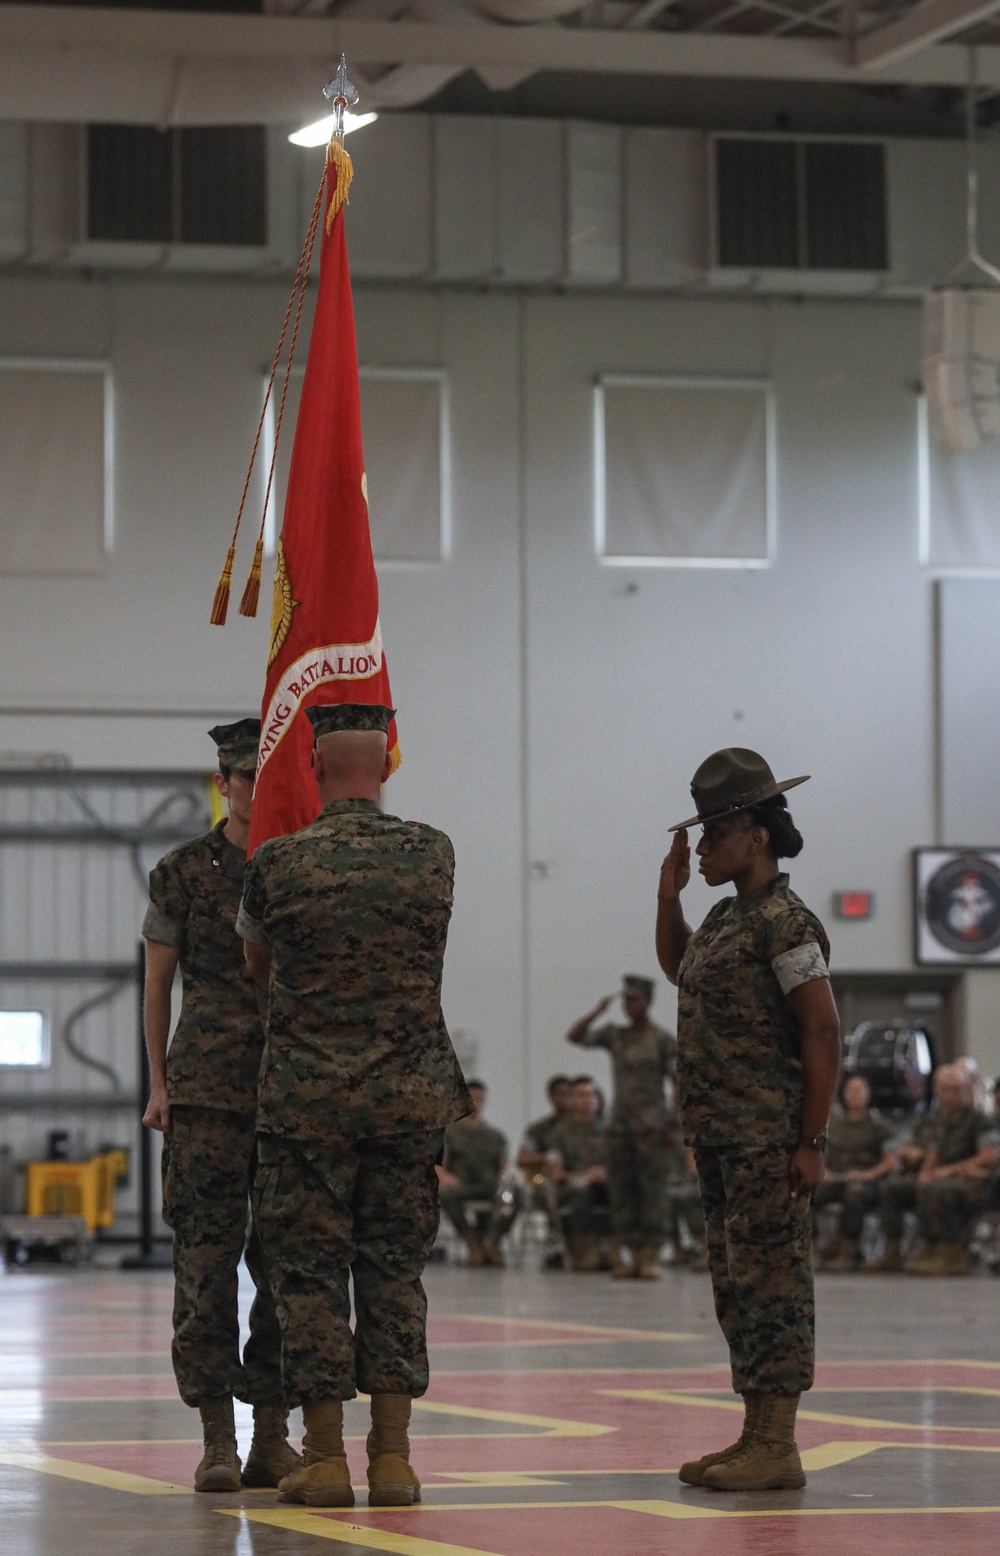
[0,1449,186,1496]
[427,1472,567,1488]
[799,1441,886,1470]
[411,1401,612,1437]
[451,1314,701,1343]
[229,1508,506,1556]
[601,1389,1000,1435]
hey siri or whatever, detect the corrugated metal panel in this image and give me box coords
[347,114,433,280]
[0,772,211,1219]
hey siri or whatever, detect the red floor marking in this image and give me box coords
[317,1505,1000,1556]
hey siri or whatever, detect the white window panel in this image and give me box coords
[262,366,449,566]
[918,396,1000,575]
[0,1010,48,1067]
[0,358,113,575]
[595,374,775,569]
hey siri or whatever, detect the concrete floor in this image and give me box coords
[1,1257,998,1556]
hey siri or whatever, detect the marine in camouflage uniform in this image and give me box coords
[238,703,471,1511]
[674,876,830,1399]
[439,1082,522,1267]
[568,975,676,1278]
[901,1066,1000,1274]
[811,1076,894,1271]
[516,1075,573,1210]
[548,1078,610,1271]
[142,717,298,1493]
[657,749,842,1493]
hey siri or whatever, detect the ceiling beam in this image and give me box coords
[5,4,1000,125]
[854,0,1000,70]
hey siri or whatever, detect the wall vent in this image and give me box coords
[714,136,887,273]
[87,124,267,246]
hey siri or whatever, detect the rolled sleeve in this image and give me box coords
[141,904,185,946]
[580,1023,612,1050]
[771,941,829,996]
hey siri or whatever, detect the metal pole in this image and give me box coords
[120,941,171,1270]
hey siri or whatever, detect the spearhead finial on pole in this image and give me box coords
[323,54,359,145]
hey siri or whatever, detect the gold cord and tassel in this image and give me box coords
[325,139,354,234]
[210,543,236,626]
[210,152,328,623]
[239,537,265,618]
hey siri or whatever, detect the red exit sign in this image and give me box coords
[834,892,874,920]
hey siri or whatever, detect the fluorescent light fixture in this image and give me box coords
[288,111,378,148]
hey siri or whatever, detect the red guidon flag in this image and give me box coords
[248,143,399,852]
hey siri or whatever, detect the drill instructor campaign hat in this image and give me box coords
[669,748,809,832]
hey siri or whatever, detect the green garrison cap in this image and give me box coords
[208,718,260,771]
[306,703,395,740]
[623,975,655,1002]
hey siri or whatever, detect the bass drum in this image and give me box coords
[842,1020,936,1114]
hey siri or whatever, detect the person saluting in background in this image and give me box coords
[655,749,840,1493]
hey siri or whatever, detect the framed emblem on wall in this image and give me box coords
[914,848,1000,966]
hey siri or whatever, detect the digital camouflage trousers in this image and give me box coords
[253,1128,445,1407]
[607,1128,670,1242]
[161,1105,283,1408]
[695,1143,814,1396]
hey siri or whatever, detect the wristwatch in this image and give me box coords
[801,1131,828,1151]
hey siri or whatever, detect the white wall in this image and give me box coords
[2,269,998,1155]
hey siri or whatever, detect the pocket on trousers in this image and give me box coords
[160,1115,193,1233]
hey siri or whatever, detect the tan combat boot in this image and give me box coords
[481,1233,506,1268]
[868,1236,903,1273]
[701,1393,805,1491]
[636,1242,662,1280]
[194,1397,242,1493]
[908,1241,948,1275]
[278,1397,354,1506]
[241,1403,303,1487]
[678,1392,761,1486]
[610,1241,636,1279]
[687,1243,710,1273]
[822,1235,857,1273]
[939,1241,971,1275]
[367,1394,421,1507]
[574,1235,603,1273]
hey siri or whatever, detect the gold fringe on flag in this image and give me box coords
[325,139,354,234]
[239,537,265,618]
[210,543,236,626]
[386,741,402,779]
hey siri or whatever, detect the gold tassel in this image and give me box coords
[325,139,354,234]
[211,543,236,626]
[239,537,265,618]
[386,740,402,779]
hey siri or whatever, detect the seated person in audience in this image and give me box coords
[517,1075,573,1204]
[437,1081,521,1268]
[812,1076,895,1271]
[872,1082,942,1272]
[664,1137,708,1271]
[906,1065,999,1275]
[548,1076,609,1272]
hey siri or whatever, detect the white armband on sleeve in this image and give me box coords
[771,942,828,996]
[235,903,265,943]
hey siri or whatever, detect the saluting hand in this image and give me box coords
[658,829,691,902]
